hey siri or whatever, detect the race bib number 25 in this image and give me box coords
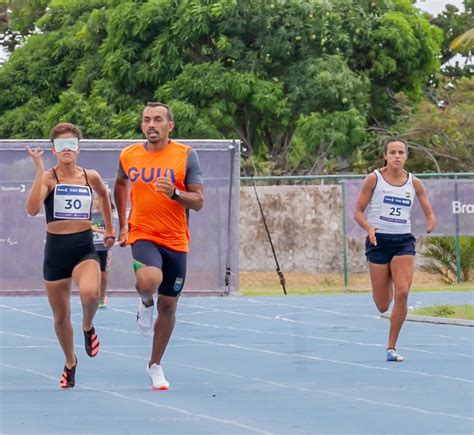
[379,195,411,224]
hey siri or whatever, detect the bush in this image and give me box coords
[420,236,474,284]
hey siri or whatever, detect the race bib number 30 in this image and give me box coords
[380,195,411,224]
[53,184,92,219]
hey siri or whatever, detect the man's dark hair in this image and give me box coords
[144,102,174,122]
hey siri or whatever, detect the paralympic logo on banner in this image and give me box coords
[0,237,18,247]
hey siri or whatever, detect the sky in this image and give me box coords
[415,0,465,15]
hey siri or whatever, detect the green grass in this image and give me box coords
[411,304,474,320]
[411,282,474,292]
[239,271,474,296]
[240,282,474,296]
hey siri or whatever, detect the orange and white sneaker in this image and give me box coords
[60,357,77,388]
[146,363,169,390]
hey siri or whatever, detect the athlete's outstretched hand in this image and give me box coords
[117,226,128,247]
[26,145,45,174]
[367,226,378,246]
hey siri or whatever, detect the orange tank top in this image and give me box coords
[119,141,191,252]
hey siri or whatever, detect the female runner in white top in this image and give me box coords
[354,139,436,362]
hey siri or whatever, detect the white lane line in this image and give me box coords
[177,305,473,343]
[96,308,474,364]
[101,349,474,423]
[177,310,220,316]
[103,309,474,383]
[6,298,468,344]
[1,326,470,358]
[0,362,273,435]
[179,336,474,384]
[0,304,140,336]
[2,336,472,426]
[179,301,474,342]
[0,331,213,351]
[177,319,474,359]
[0,331,57,342]
[2,305,472,383]
[0,304,53,320]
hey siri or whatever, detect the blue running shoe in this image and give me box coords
[387,348,404,362]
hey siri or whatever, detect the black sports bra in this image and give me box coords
[44,167,93,223]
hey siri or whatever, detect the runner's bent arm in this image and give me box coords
[354,173,378,245]
[174,184,204,211]
[25,145,50,216]
[154,148,204,211]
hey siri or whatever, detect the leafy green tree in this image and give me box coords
[0,0,49,52]
[0,0,442,174]
[372,76,474,173]
[355,82,474,174]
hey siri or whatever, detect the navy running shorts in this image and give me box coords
[131,240,187,297]
[365,233,416,265]
[43,230,99,281]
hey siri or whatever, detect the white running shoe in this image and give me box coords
[146,363,169,390]
[136,300,154,337]
[386,348,405,362]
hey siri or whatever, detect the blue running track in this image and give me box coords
[1,292,473,434]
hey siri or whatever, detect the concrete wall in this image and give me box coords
[240,185,424,273]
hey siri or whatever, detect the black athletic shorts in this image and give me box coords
[131,240,187,297]
[365,233,416,265]
[97,250,112,273]
[43,230,99,281]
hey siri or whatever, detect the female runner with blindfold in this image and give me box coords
[26,123,115,388]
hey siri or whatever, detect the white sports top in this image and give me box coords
[366,169,416,234]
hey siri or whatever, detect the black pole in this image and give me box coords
[251,176,287,295]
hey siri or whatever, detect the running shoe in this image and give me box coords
[84,326,100,357]
[98,297,108,309]
[137,300,154,337]
[146,363,169,390]
[387,348,404,362]
[60,356,77,388]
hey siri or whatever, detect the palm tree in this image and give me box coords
[449,28,474,54]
